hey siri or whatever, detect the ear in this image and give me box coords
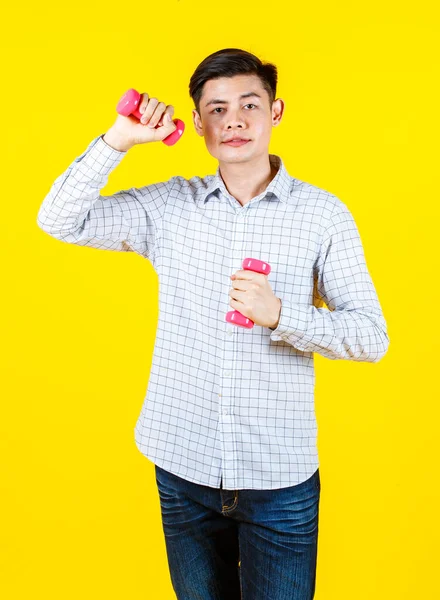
[192,109,204,137]
[271,98,284,127]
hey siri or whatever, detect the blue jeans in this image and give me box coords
[155,465,320,599]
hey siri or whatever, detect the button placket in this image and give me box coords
[218,210,247,487]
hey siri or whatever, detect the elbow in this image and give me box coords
[36,208,45,229]
[36,211,68,239]
[36,215,57,239]
[36,215,52,237]
[370,332,390,363]
[360,311,390,363]
[351,328,390,363]
[36,214,48,232]
[36,208,52,234]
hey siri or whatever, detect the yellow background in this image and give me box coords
[1,1,439,598]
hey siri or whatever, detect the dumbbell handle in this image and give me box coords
[225,258,272,329]
[116,88,185,146]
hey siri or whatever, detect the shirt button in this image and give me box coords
[227,330,234,336]
[223,408,228,415]
[225,371,231,377]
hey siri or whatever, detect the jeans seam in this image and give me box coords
[221,491,238,513]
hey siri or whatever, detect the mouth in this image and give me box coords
[222,138,251,147]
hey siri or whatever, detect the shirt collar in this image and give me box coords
[198,154,294,206]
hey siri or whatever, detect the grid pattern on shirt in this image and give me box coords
[37,133,390,490]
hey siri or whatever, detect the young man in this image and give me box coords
[37,48,389,599]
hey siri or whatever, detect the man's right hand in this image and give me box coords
[104,92,177,151]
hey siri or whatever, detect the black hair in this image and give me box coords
[189,48,278,116]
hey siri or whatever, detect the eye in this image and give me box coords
[211,104,257,114]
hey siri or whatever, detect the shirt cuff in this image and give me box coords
[269,298,309,343]
[79,133,128,176]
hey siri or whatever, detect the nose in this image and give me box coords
[225,109,246,129]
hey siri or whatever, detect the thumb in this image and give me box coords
[156,113,176,139]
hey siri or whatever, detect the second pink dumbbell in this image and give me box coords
[225,258,272,329]
[116,88,185,146]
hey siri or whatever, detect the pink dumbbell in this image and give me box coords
[116,88,185,146]
[225,258,272,329]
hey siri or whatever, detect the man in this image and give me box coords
[37,47,389,599]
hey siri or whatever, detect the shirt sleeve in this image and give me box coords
[36,134,171,259]
[269,200,390,363]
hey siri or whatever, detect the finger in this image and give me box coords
[230,288,244,301]
[145,101,167,128]
[140,97,159,124]
[139,92,150,115]
[157,105,175,127]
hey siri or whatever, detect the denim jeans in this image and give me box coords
[155,464,320,600]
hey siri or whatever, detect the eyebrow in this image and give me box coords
[205,92,262,107]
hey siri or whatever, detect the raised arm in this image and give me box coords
[36,134,172,259]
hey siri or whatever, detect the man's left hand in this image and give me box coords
[229,270,281,329]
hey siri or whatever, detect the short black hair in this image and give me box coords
[189,48,278,116]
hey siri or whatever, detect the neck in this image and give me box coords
[218,153,278,207]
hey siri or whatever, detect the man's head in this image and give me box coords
[189,48,284,165]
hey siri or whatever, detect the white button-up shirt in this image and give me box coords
[37,133,390,490]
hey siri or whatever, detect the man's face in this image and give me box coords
[192,74,284,164]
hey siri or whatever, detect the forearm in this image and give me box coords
[103,128,133,152]
[268,297,282,330]
[36,134,127,237]
[269,298,390,362]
